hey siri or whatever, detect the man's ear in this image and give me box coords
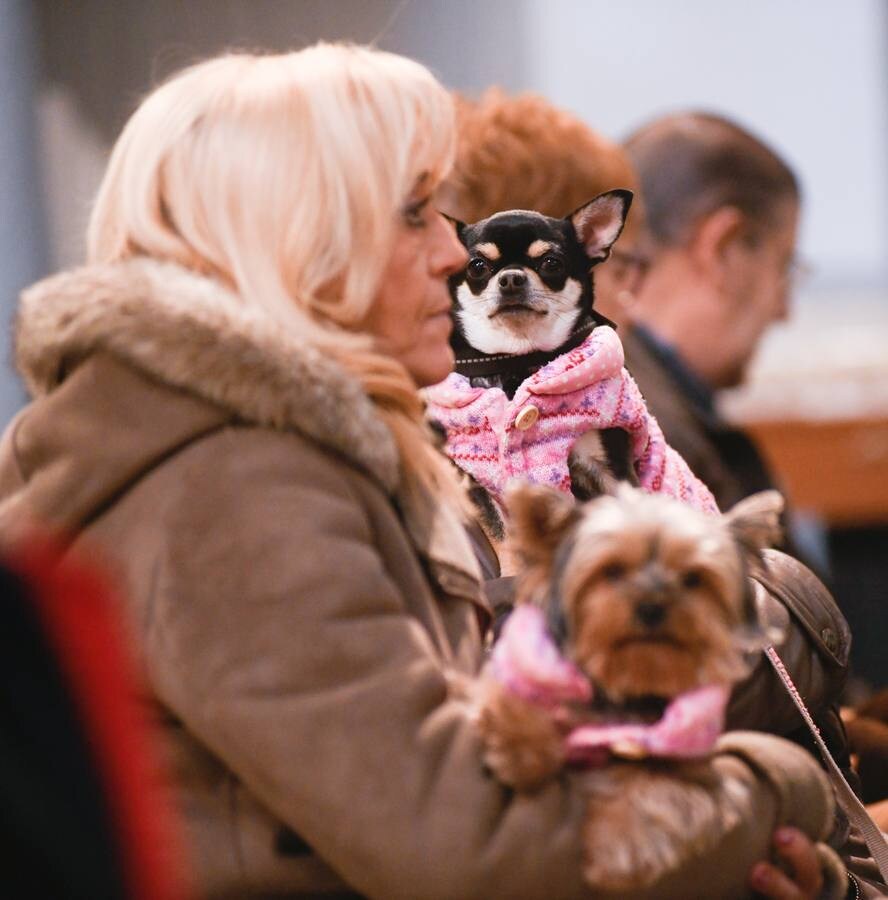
[690,205,746,283]
[569,189,633,264]
[505,483,579,570]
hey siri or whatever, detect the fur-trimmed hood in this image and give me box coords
[15,257,399,491]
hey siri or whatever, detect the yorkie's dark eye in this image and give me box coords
[601,562,625,582]
[467,258,490,279]
[540,255,564,274]
[682,570,703,589]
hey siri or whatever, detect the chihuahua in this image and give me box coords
[432,192,639,538]
[448,190,632,400]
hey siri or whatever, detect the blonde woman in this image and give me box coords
[0,45,844,898]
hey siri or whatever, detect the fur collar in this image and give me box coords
[15,257,400,492]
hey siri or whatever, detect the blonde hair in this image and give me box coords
[88,43,464,506]
[441,89,643,245]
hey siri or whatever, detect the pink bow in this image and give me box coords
[488,604,728,764]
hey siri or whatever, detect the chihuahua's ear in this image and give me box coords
[723,490,784,558]
[442,212,468,243]
[505,482,579,570]
[569,189,633,264]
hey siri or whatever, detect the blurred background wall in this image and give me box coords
[0,1,48,423]
[2,0,887,682]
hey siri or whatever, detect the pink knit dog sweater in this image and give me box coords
[425,326,718,514]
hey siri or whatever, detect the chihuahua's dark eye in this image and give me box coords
[682,570,703,590]
[467,258,490,279]
[540,255,564,275]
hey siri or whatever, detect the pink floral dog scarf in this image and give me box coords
[487,604,728,764]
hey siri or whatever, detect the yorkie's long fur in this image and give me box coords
[476,483,784,890]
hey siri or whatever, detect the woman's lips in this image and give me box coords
[427,306,452,323]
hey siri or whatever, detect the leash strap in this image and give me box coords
[765,645,888,883]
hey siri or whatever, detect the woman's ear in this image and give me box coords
[689,205,747,287]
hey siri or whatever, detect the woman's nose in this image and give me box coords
[433,214,469,277]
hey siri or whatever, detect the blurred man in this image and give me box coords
[620,111,801,514]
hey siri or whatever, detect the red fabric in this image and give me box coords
[6,536,189,900]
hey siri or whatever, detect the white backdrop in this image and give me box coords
[524,0,888,293]
[10,0,888,428]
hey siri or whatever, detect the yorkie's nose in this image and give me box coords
[635,601,667,629]
[498,270,527,295]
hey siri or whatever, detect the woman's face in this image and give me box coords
[363,187,468,387]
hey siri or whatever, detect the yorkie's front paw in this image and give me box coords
[477,685,566,791]
[483,739,564,791]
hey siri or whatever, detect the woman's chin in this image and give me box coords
[405,343,455,389]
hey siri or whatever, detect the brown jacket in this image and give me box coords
[0,259,844,899]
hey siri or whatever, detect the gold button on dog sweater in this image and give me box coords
[514,405,540,430]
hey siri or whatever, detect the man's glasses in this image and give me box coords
[609,249,651,274]
[785,255,814,290]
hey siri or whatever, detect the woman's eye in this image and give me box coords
[468,259,490,279]
[404,203,427,228]
[540,255,564,274]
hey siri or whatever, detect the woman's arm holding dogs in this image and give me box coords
[148,432,598,900]
[149,434,839,899]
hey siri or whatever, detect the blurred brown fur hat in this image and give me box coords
[439,88,644,246]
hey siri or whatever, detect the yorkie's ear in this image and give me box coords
[505,483,579,570]
[723,490,784,559]
[721,491,786,652]
[568,189,633,264]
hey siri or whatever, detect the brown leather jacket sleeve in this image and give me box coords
[726,550,850,736]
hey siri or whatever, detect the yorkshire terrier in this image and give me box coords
[474,483,785,890]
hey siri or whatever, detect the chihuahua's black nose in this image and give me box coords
[635,601,666,629]
[498,270,527,295]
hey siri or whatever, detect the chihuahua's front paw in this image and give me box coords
[568,427,638,501]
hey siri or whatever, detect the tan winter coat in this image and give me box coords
[0,259,845,899]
